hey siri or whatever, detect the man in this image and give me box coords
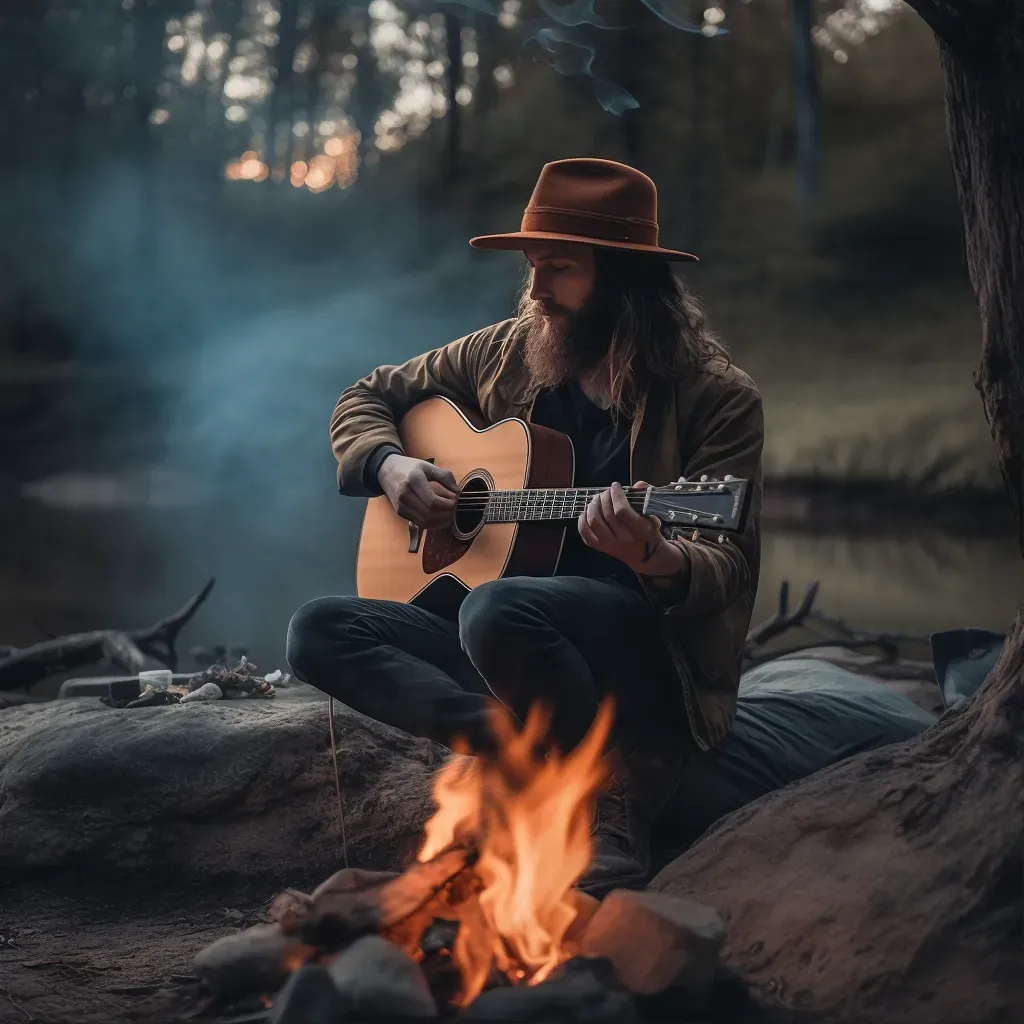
[287,158,764,896]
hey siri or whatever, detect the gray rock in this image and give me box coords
[193,923,296,998]
[461,957,639,1023]
[580,889,724,997]
[269,963,344,1024]
[326,934,437,1019]
[0,698,435,880]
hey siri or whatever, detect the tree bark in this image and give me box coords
[651,4,1024,1021]
[927,12,1024,559]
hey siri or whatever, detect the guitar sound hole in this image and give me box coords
[452,472,492,541]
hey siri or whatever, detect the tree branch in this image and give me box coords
[744,579,934,679]
[0,578,216,691]
[743,580,820,656]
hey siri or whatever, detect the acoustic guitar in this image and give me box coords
[356,396,750,616]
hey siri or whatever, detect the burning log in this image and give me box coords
[297,846,476,951]
[0,578,216,691]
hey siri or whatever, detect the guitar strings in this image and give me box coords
[449,485,733,508]
[449,495,730,508]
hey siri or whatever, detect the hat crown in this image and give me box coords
[527,158,659,230]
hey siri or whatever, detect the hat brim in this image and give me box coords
[469,230,698,263]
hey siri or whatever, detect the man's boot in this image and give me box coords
[576,744,685,899]
[576,769,650,898]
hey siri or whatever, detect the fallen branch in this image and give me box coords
[743,580,820,656]
[744,580,935,680]
[0,578,216,692]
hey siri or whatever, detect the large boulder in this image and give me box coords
[0,690,437,880]
[648,697,1024,1024]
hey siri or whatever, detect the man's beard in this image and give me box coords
[520,290,616,391]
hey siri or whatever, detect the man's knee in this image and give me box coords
[285,596,361,679]
[458,578,541,669]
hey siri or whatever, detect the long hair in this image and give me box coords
[516,247,728,419]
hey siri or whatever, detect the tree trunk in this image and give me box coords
[651,4,1024,1021]
[266,0,303,179]
[934,21,1024,559]
[616,0,645,166]
[789,0,820,207]
[444,12,462,182]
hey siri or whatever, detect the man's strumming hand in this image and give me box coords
[378,454,460,530]
[578,481,685,577]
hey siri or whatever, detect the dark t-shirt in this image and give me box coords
[530,381,640,588]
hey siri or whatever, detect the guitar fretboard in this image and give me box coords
[477,488,646,523]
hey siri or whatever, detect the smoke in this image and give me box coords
[637,0,722,34]
[536,0,614,29]
[441,0,725,115]
[528,26,639,115]
[6,142,512,660]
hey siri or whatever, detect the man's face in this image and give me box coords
[523,242,597,327]
[519,241,619,389]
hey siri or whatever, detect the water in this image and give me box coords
[1,485,1020,699]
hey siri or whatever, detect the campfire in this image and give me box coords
[194,700,732,1022]
[403,699,613,1004]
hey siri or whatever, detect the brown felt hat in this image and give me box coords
[470,158,698,262]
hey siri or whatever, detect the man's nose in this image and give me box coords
[529,273,549,302]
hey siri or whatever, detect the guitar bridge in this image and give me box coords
[408,522,423,553]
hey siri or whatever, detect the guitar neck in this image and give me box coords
[479,487,637,523]
[453,479,748,531]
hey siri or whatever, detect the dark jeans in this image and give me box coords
[286,575,689,755]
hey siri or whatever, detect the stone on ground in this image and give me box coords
[580,889,724,998]
[461,957,640,1024]
[193,922,297,999]
[269,963,344,1024]
[325,933,437,1019]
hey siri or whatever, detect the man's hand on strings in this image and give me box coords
[578,480,686,577]
[379,454,460,530]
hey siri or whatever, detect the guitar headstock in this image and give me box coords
[641,477,750,533]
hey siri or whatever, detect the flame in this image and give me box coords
[417,699,613,1005]
[282,943,316,972]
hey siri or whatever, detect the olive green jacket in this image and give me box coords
[330,319,764,751]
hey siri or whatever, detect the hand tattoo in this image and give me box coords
[640,540,657,564]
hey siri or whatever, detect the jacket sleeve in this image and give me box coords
[641,380,764,616]
[330,323,505,497]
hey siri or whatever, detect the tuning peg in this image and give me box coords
[724,474,734,481]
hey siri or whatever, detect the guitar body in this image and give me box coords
[356,397,574,615]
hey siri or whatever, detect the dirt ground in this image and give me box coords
[0,872,308,1024]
